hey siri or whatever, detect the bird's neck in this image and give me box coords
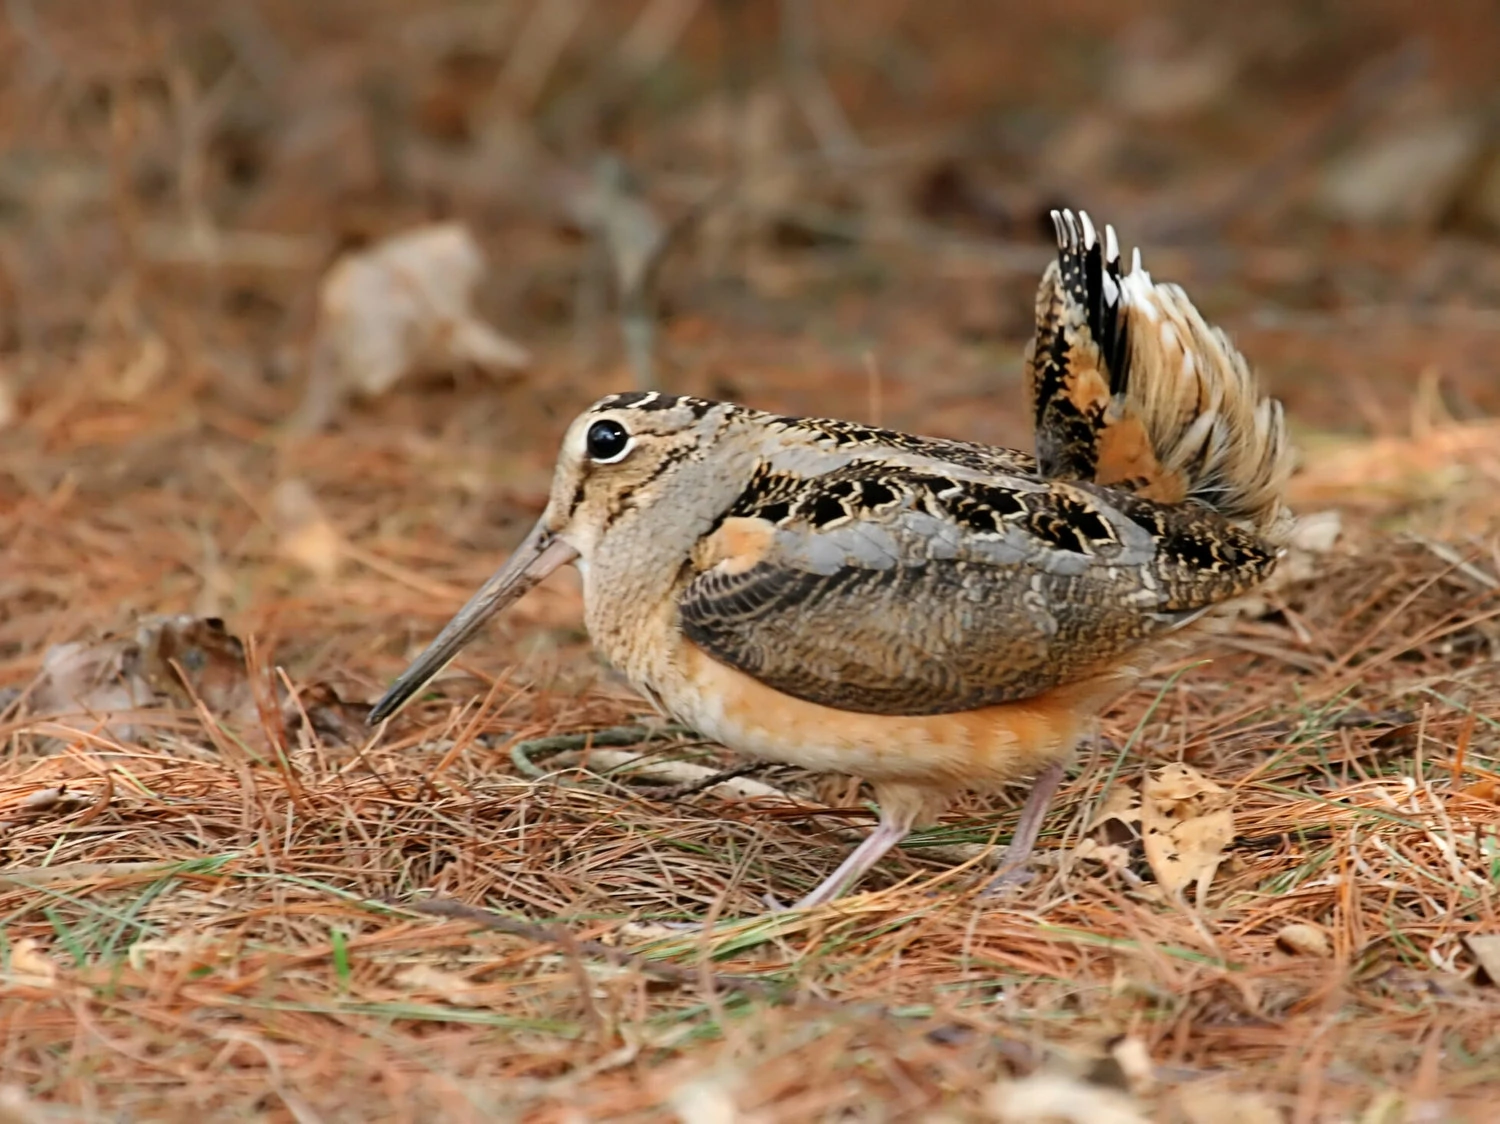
[580,441,760,692]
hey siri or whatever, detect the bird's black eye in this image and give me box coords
[585,419,631,463]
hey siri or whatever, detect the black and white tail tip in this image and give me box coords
[1050,208,1128,269]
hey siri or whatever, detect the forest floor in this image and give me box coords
[3,2,1500,1120]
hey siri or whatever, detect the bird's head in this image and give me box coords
[367,392,741,723]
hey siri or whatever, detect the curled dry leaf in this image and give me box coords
[393,964,487,1008]
[668,1075,742,1124]
[297,222,530,430]
[26,614,365,751]
[1074,783,1143,874]
[1275,922,1333,958]
[1460,778,1499,804]
[2,938,58,989]
[286,681,369,746]
[21,786,70,812]
[1165,1085,1284,1124]
[0,366,15,429]
[30,636,157,740]
[127,930,219,973]
[0,785,91,829]
[272,478,344,581]
[1464,935,1500,985]
[1140,764,1235,901]
[987,1072,1148,1124]
[27,615,257,744]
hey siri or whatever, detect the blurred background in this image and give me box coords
[2,0,1499,678]
[7,9,1500,1116]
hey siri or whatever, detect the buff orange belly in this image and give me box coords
[655,639,1112,793]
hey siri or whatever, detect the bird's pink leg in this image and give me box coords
[984,761,1066,893]
[790,814,912,910]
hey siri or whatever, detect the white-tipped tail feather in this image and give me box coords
[1026,210,1294,544]
[1112,249,1293,540]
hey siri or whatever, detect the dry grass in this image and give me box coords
[4,3,1500,1121]
[5,376,1499,1124]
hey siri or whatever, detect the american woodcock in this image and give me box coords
[370,210,1294,911]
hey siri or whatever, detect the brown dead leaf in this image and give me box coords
[1072,837,1135,873]
[0,786,92,829]
[286,681,368,746]
[272,479,344,581]
[138,616,255,717]
[27,613,368,755]
[26,616,290,749]
[1275,922,1333,958]
[394,964,487,1008]
[1164,1084,1283,1124]
[297,222,530,430]
[1076,782,1144,873]
[0,370,14,429]
[1460,778,1499,804]
[987,1072,1148,1124]
[1464,935,1500,985]
[1093,783,1144,836]
[30,635,159,741]
[127,930,218,972]
[3,939,58,989]
[18,787,72,813]
[1140,765,1235,901]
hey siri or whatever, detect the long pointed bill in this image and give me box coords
[367,522,579,725]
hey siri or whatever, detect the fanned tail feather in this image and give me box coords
[1025,209,1293,542]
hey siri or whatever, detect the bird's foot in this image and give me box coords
[981,862,1037,896]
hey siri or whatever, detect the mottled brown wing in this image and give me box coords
[677,464,1277,717]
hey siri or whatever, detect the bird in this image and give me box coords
[368,210,1294,911]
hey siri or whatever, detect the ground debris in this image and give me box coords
[21,614,365,752]
[4,3,1500,1118]
[295,222,530,431]
[0,938,59,991]
[272,477,344,580]
[1274,922,1333,958]
[1074,765,1236,902]
[1140,765,1235,901]
[986,1070,1147,1124]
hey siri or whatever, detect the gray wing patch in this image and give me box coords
[678,465,1277,716]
